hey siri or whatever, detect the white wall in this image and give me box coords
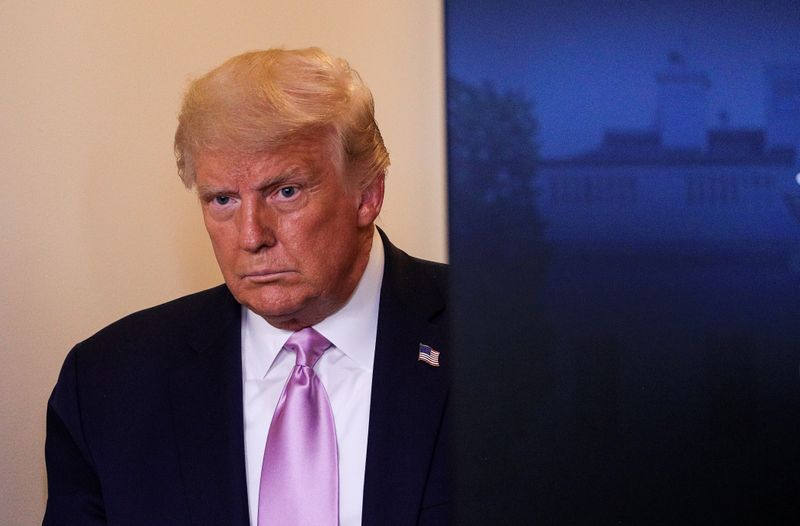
[0,2,445,523]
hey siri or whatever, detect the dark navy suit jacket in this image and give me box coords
[43,232,450,525]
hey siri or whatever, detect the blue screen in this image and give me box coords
[446,1,800,522]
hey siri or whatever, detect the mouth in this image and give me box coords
[241,270,295,283]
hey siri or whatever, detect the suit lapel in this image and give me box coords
[362,233,449,525]
[169,286,250,526]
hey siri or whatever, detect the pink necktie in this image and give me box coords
[258,327,339,526]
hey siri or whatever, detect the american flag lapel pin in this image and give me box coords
[418,343,440,367]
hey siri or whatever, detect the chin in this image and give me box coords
[242,293,309,323]
[246,298,301,318]
[230,280,296,308]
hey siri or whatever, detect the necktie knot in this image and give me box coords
[283,327,331,368]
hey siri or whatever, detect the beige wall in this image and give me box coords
[0,2,446,523]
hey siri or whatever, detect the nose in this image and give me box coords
[238,199,277,252]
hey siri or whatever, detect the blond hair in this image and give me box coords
[174,47,389,188]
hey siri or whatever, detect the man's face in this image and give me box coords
[194,137,383,330]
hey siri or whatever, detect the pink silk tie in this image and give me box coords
[258,327,339,526]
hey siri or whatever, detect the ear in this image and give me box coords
[357,174,385,227]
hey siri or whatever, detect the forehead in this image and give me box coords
[195,137,342,184]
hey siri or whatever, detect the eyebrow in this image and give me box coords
[196,184,231,200]
[256,171,297,193]
[196,167,313,200]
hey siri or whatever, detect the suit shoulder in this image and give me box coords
[406,253,449,288]
[384,239,448,289]
[72,284,237,361]
[380,234,449,324]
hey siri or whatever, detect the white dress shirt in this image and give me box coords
[242,228,384,526]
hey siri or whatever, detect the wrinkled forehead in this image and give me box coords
[193,132,351,187]
[204,125,342,167]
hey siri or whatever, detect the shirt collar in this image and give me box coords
[242,227,384,380]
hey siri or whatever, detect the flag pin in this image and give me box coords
[418,343,440,367]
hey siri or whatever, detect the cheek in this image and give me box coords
[205,224,238,268]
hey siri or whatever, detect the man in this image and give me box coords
[44,48,449,526]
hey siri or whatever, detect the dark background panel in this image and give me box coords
[446,1,800,523]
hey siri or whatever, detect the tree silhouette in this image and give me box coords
[448,77,545,262]
[447,77,555,522]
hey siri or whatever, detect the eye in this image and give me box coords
[213,195,231,205]
[278,186,298,199]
